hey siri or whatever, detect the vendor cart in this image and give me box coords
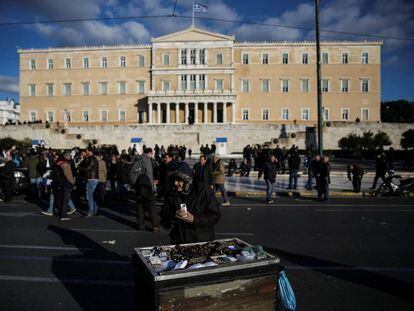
[132,238,280,310]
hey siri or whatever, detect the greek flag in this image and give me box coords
[193,3,208,13]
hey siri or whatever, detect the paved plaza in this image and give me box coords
[0,195,413,310]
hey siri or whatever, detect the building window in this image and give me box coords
[101,110,108,122]
[262,79,269,93]
[361,79,369,92]
[120,56,126,67]
[138,55,145,67]
[64,83,72,96]
[100,82,108,95]
[30,112,37,122]
[47,59,53,70]
[190,49,196,65]
[301,79,309,93]
[361,52,369,64]
[262,108,269,120]
[82,82,90,96]
[181,49,187,65]
[301,108,310,120]
[64,111,71,122]
[321,79,329,92]
[281,80,289,93]
[163,54,170,66]
[323,108,329,121]
[189,74,196,90]
[341,108,349,120]
[282,52,289,64]
[361,108,369,121]
[281,108,289,120]
[199,49,205,65]
[321,52,329,64]
[119,110,126,122]
[216,53,223,65]
[47,111,54,122]
[30,59,36,70]
[119,81,126,95]
[162,80,170,91]
[46,83,54,96]
[65,58,71,69]
[241,80,250,93]
[180,75,187,91]
[82,111,89,122]
[29,84,36,96]
[215,79,223,91]
[137,80,145,94]
[199,74,205,90]
[342,52,349,64]
[302,53,309,64]
[101,57,108,68]
[262,53,269,64]
[83,57,89,68]
[242,53,249,64]
[341,79,349,92]
[242,108,249,120]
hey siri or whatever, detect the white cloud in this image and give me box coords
[0,76,19,94]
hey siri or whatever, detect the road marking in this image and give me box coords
[69,228,147,234]
[0,212,34,217]
[285,265,414,272]
[0,255,130,265]
[315,209,414,212]
[0,245,92,251]
[0,275,134,286]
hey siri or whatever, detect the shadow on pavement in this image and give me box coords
[265,247,414,303]
[48,225,136,311]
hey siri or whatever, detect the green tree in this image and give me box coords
[338,131,392,158]
[381,100,414,123]
[401,129,414,149]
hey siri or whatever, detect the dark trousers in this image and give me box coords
[372,172,386,188]
[288,169,299,189]
[94,182,106,207]
[136,196,159,229]
[1,180,13,202]
[352,175,363,192]
[317,178,329,200]
[56,188,72,218]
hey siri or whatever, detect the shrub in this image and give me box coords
[401,129,414,149]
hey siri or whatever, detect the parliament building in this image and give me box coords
[19,26,382,126]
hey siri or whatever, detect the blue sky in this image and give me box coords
[0,0,413,102]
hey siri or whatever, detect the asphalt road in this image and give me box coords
[0,195,413,311]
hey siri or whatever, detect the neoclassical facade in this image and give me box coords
[19,26,382,126]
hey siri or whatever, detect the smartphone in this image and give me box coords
[179,203,188,217]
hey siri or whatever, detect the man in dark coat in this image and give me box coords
[264,155,279,203]
[193,155,213,188]
[0,154,16,202]
[316,156,331,201]
[370,148,388,189]
[287,147,301,190]
[161,168,221,244]
[347,163,365,193]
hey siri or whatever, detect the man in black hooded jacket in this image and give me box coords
[161,169,221,244]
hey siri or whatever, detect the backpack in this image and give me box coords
[128,156,145,185]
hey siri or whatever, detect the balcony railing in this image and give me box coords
[148,89,235,96]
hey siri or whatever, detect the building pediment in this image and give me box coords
[152,26,234,43]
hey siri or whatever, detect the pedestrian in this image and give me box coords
[161,167,221,244]
[193,155,213,188]
[287,146,300,190]
[134,148,160,232]
[188,148,192,159]
[117,158,130,201]
[370,148,387,189]
[53,151,75,220]
[305,154,320,190]
[107,154,119,195]
[239,158,251,177]
[0,154,16,203]
[211,154,230,206]
[264,155,279,203]
[227,159,237,177]
[23,149,42,200]
[94,152,107,211]
[347,163,365,193]
[79,147,99,217]
[316,156,331,201]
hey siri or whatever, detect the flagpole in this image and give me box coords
[192,2,195,27]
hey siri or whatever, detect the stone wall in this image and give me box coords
[1,122,412,153]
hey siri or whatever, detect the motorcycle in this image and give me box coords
[373,170,414,197]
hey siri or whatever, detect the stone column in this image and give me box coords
[231,102,236,124]
[185,102,189,124]
[213,102,218,123]
[175,103,180,123]
[194,103,198,124]
[157,102,161,124]
[166,102,170,124]
[223,103,227,124]
[148,103,153,124]
[204,102,208,123]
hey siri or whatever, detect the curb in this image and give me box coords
[224,190,367,197]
